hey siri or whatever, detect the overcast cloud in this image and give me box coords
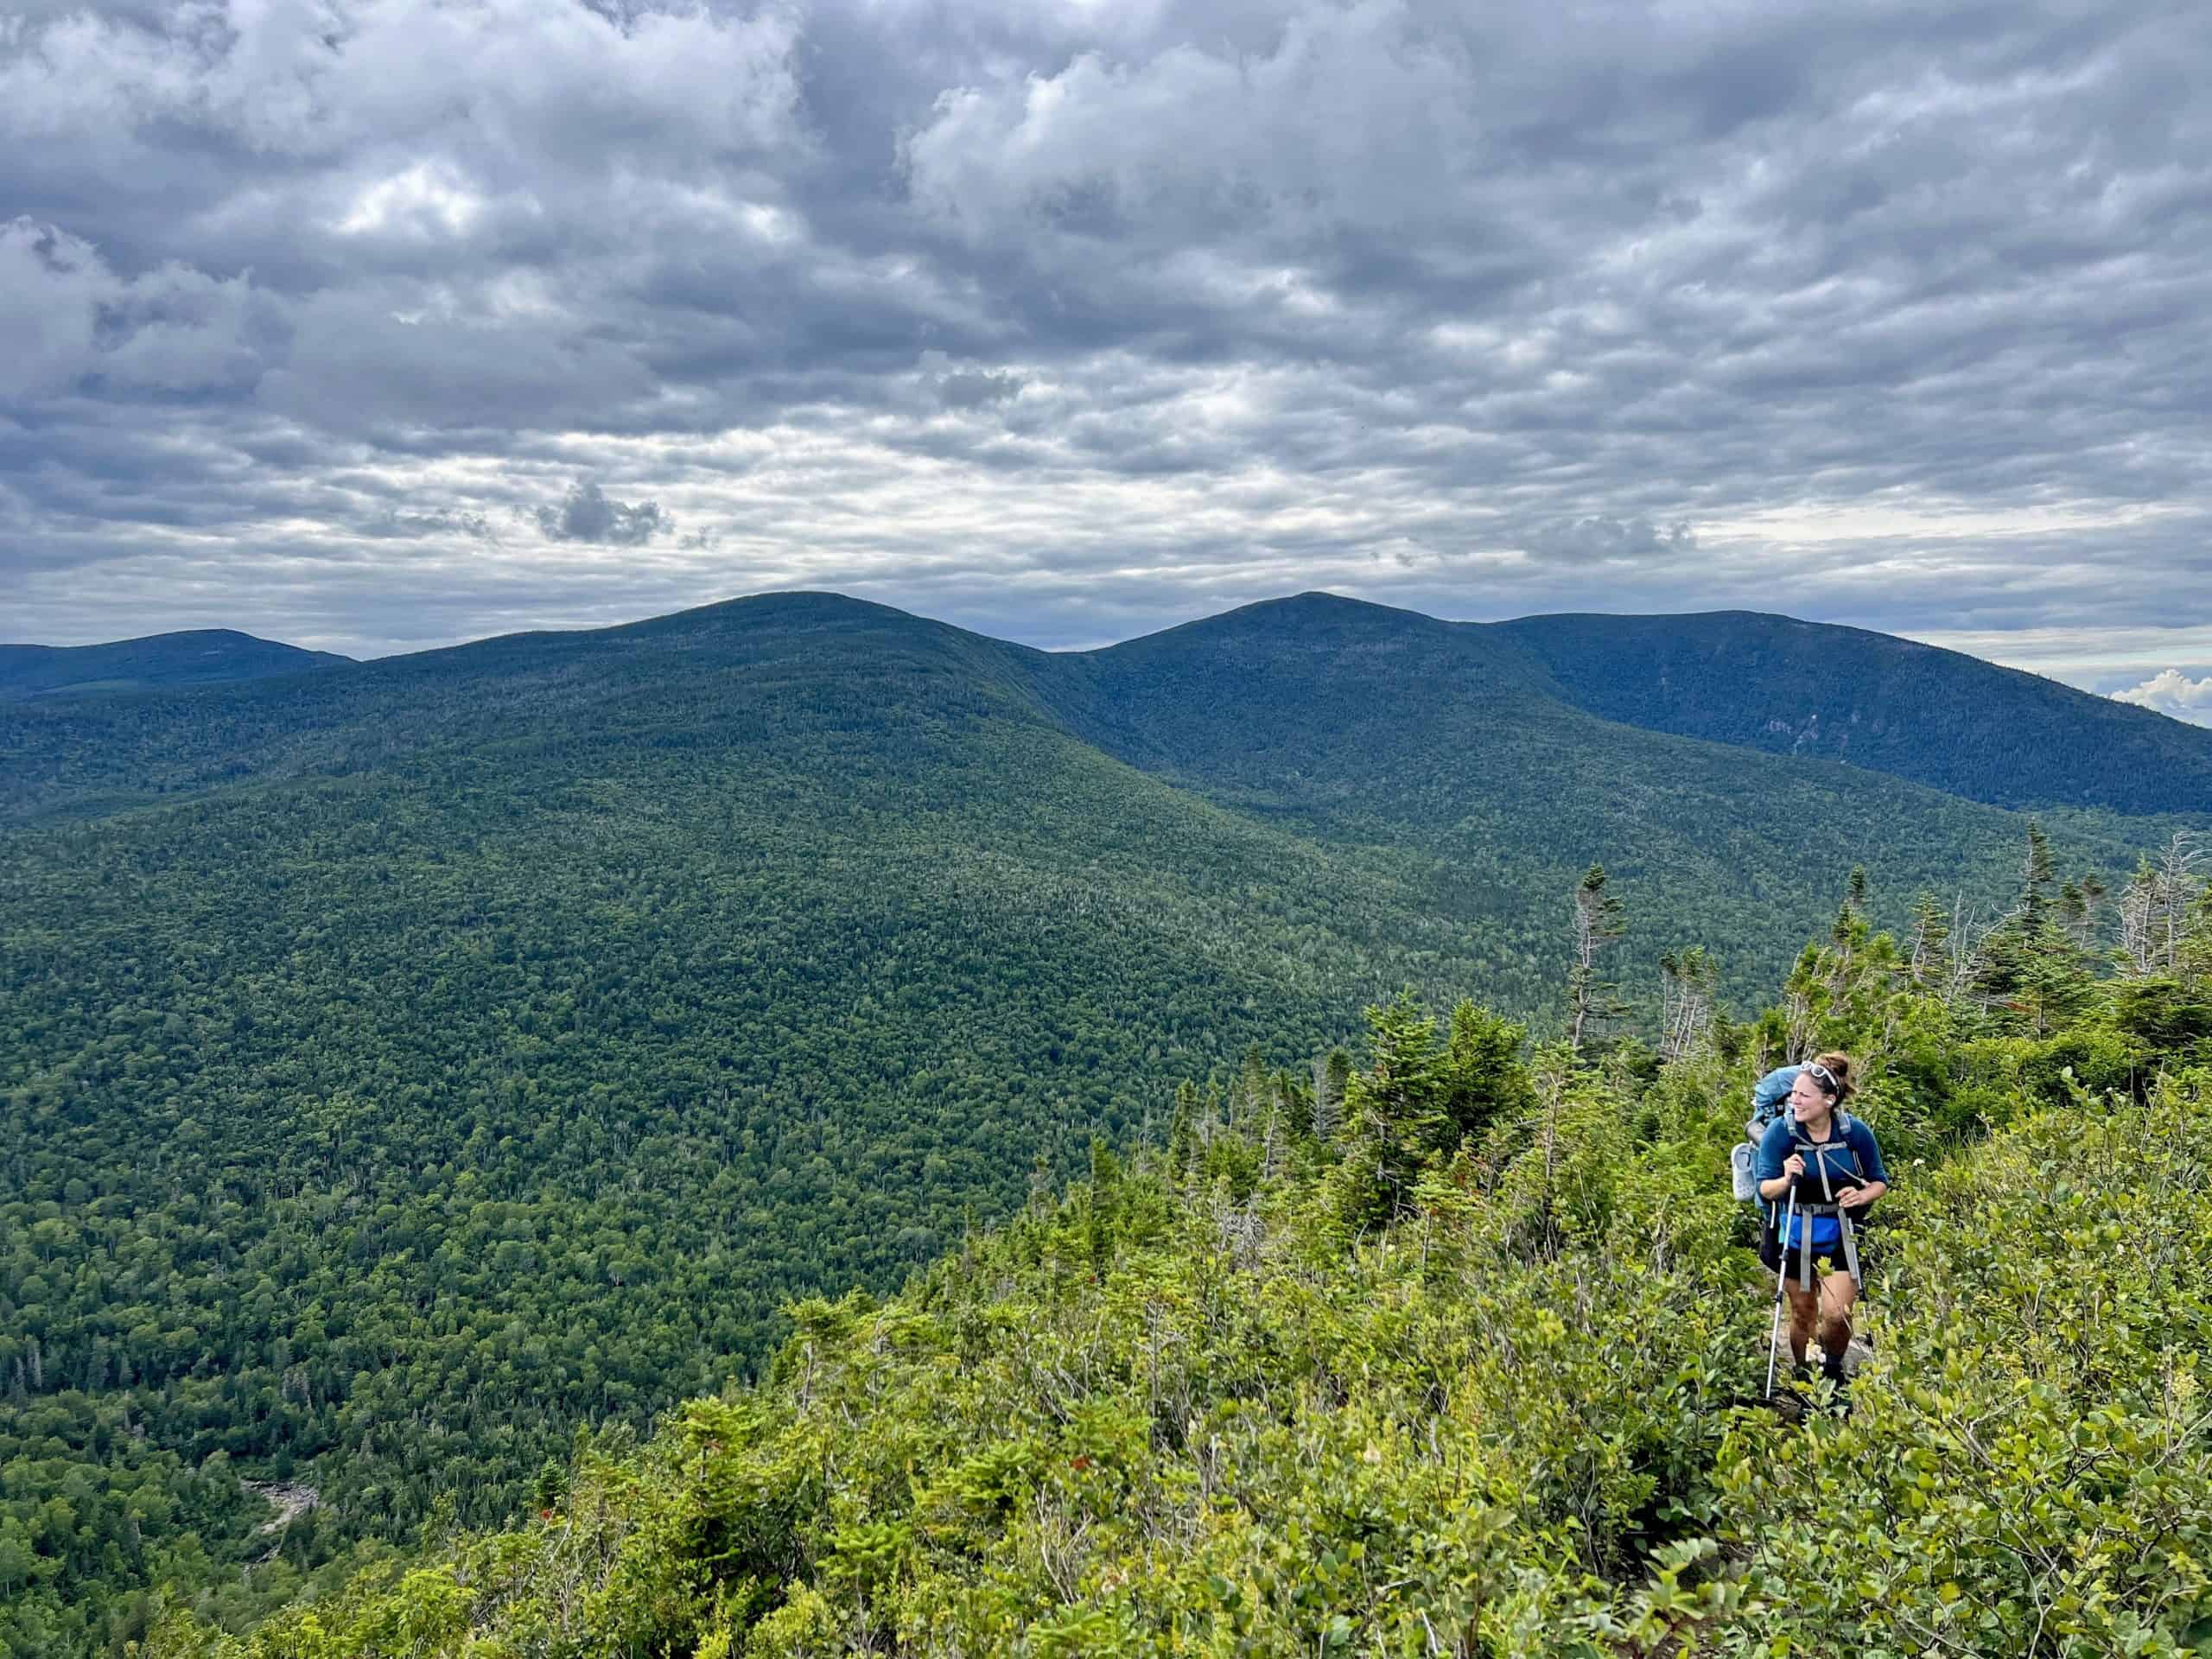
[3,0,2209,704]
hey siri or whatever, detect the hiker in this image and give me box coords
[1756,1052,1886,1389]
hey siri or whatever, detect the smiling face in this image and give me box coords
[1789,1068,1834,1128]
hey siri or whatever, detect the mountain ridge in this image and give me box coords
[16,589,2202,818]
[26,593,2202,818]
[0,627,351,702]
[1491,607,2212,814]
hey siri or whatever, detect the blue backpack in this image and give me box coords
[1729,1066,1800,1200]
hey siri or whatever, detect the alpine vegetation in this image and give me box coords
[138,832,2212,1658]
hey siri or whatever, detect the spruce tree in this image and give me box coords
[1166,1082,1198,1173]
[1310,1047,1351,1141]
[1567,864,1626,1058]
[1656,947,1719,1061]
[2019,818,2055,930]
[1442,1001,1537,1140]
[1906,892,1951,988]
[1330,992,1449,1228]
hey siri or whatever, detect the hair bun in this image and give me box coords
[1811,1051,1853,1101]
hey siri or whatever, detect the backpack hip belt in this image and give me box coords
[1776,1203,1862,1289]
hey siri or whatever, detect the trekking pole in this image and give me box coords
[1764,1188,1798,1400]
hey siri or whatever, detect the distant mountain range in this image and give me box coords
[10,595,2202,810]
[0,627,350,702]
[3,590,2205,1573]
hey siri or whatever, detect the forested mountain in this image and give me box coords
[155,855,2212,1659]
[1043,594,2135,949]
[1495,607,2212,814]
[3,590,2209,1655]
[0,631,349,703]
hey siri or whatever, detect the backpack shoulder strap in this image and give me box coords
[1795,1128,1871,1193]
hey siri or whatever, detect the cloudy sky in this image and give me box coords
[3,0,2209,720]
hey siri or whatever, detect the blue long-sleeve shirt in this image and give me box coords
[1758,1114,1885,1250]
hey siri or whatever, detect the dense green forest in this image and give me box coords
[4,592,2209,1654]
[140,818,2212,1656]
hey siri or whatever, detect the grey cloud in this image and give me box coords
[938,370,1024,410]
[257,288,665,436]
[365,507,495,541]
[1516,518,1700,567]
[0,219,103,400]
[537,480,670,545]
[0,218,275,399]
[1,0,2209,670]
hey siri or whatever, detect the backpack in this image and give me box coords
[1728,1065,1800,1201]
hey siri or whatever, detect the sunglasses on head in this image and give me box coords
[1803,1061,1840,1096]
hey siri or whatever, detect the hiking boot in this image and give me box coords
[1820,1351,1853,1414]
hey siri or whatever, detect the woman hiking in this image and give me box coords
[1757,1052,1886,1389]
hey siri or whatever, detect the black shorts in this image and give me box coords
[1781,1245,1854,1285]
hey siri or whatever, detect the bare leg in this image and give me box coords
[1818,1271,1859,1363]
[1783,1280,1820,1366]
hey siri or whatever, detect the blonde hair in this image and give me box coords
[1806,1051,1854,1103]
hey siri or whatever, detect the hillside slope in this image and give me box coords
[149,906,2212,1659]
[6,593,1563,1649]
[0,629,349,702]
[1495,608,2212,814]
